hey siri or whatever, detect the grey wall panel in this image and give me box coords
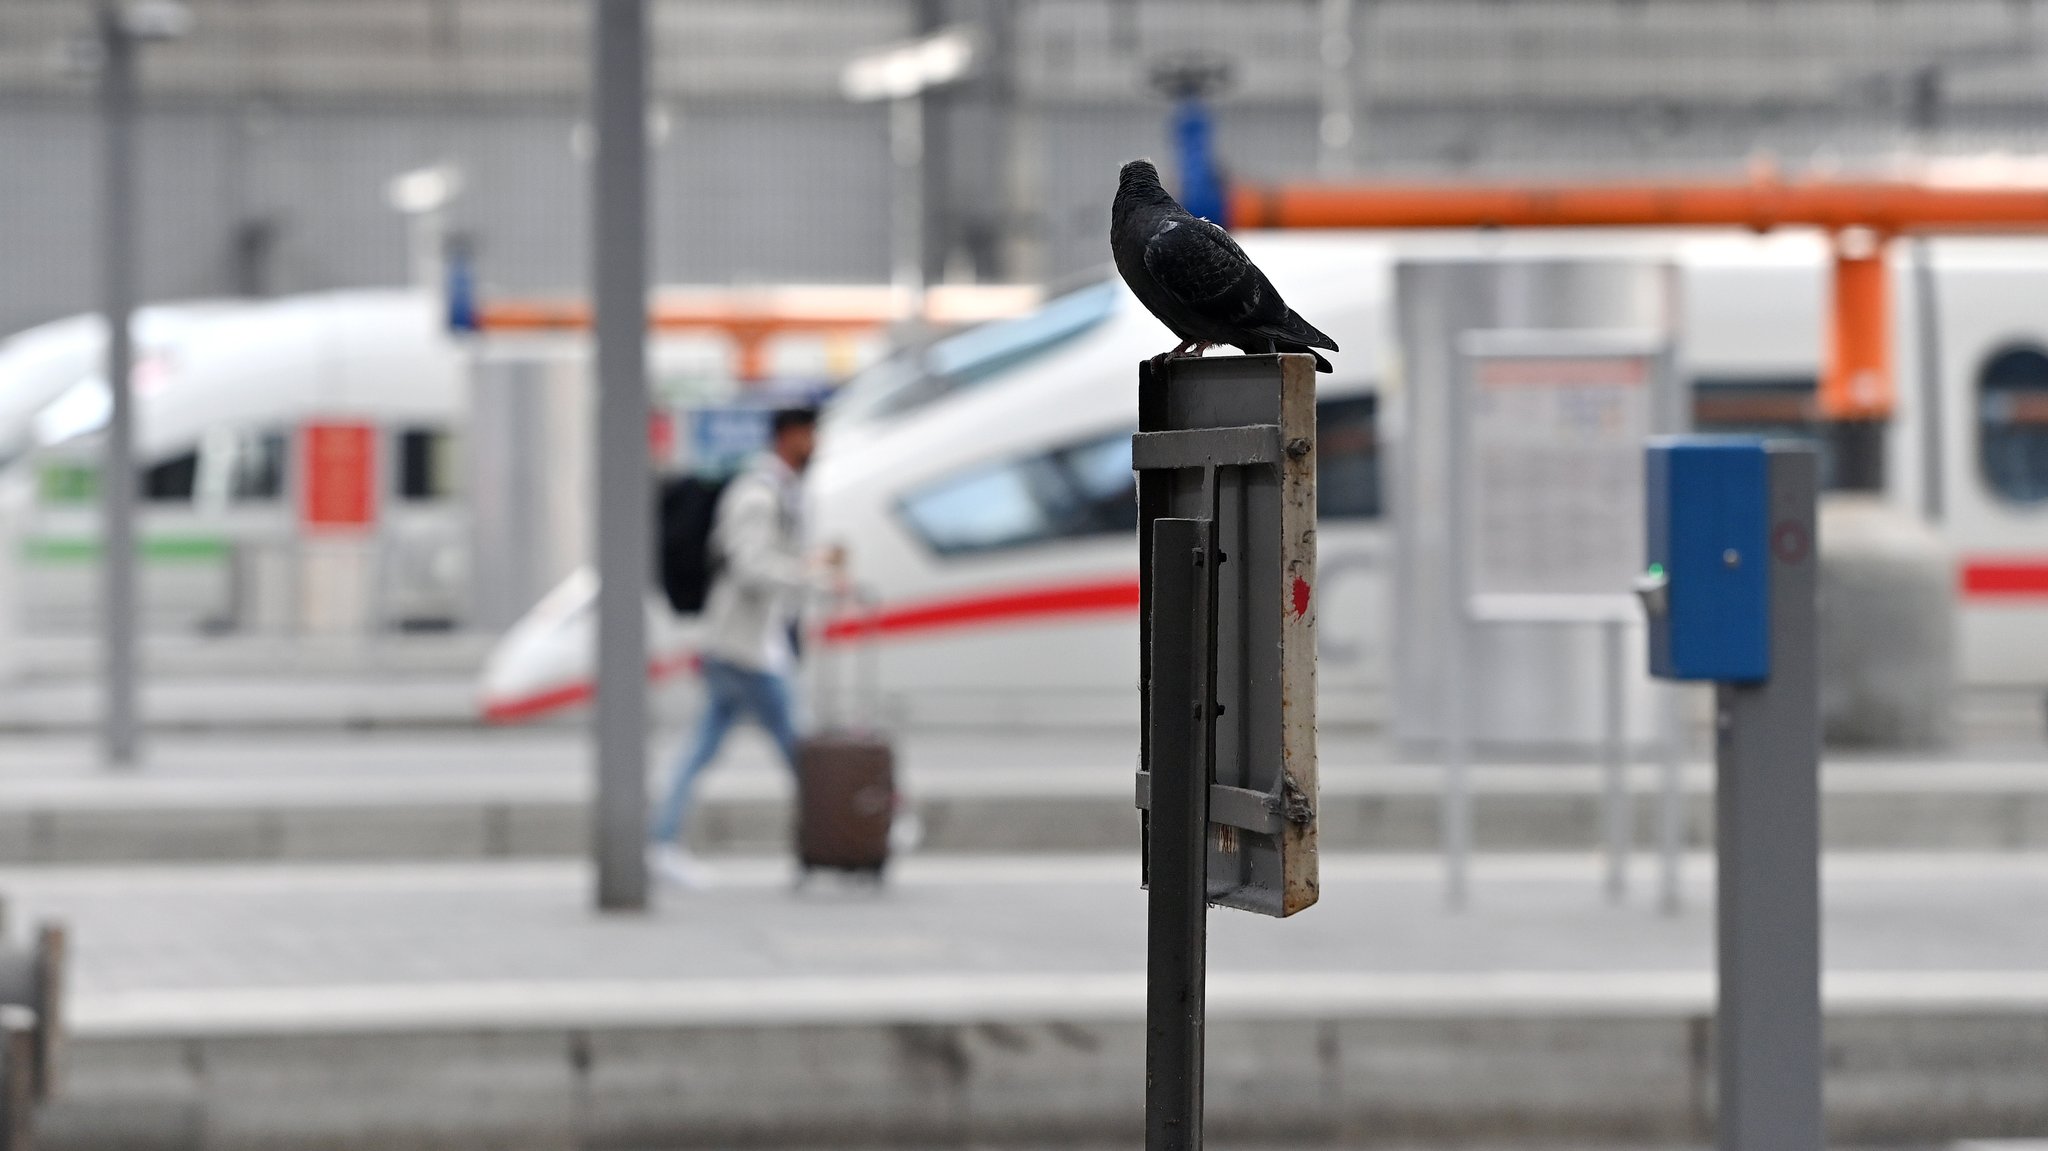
[0,98,897,335]
[12,0,2048,336]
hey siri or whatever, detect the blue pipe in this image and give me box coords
[1172,96,1228,227]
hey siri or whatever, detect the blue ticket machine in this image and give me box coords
[1639,436,1821,1151]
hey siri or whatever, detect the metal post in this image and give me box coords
[98,1,141,768]
[0,1005,31,1151]
[1316,0,1356,175]
[1145,517,1211,1151]
[1912,236,1945,522]
[1656,681,1685,915]
[889,93,926,311]
[590,0,650,913]
[1715,446,1821,1151]
[1442,335,1475,910]
[1442,616,1472,909]
[1600,617,1629,903]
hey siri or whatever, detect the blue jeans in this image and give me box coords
[649,657,800,845]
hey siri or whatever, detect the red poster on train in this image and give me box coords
[300,422,377,530]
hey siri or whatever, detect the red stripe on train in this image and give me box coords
[1962,560,2048,598]
[480,577,1142,723]
[819,576,1142,643]
[482,651,698,724]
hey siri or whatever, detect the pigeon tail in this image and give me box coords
[1272,342,1335,373]
[1253,308,1339,353]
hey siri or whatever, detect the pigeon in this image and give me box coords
[1110,158,1338,373]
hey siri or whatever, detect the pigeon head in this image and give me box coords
[1118,159,1165,192]
[1114,158,1177,215]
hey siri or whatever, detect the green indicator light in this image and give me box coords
[1646,563,1665,578]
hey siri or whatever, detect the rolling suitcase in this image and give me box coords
[794,594,895,879]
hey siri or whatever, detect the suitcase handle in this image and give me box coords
[815,583,883,732]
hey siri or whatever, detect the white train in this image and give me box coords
[3,232,2044,724]
[481,229,2048,727]
[0,290,466,634]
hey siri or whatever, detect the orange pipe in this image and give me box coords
[475,300,882,337]
[1228,176,2048,234]
[1826,240,1893,421]
[1229,173,2048,425]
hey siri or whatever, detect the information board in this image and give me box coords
[1457,331,1666,617]
[1135,354,1319,919]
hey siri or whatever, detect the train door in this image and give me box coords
[382,423,466,630]
[1308,390,1389,726]
[1927,242,2048,686]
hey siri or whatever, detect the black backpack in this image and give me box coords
[656,474,731,614]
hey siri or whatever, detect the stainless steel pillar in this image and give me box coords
[590,0,650,912]
[890,93,926,306]
[1600,617,1629,902]
[98,1,140,768]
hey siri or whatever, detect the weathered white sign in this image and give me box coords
[1459,333,1663,617]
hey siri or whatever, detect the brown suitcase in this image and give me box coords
[794,732,895,875]
[795,592,895,877]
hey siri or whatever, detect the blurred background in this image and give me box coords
[0,1,2045,1149]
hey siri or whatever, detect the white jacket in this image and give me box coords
[698,453,810,672]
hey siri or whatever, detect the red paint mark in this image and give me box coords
[1961,560,2048,599]
[1292,576,1312,619]
[819,577,1141,644]
[1772,520,1811,564]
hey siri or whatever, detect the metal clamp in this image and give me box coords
[1135,772,1290,836]
[1131,424,1282,472]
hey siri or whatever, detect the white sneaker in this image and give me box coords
[647,843,708,890]
[889,805,925,854]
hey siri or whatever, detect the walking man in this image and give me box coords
[649,407,834,887]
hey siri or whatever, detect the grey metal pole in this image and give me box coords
[0,1005,30,1151]
[1600,617,1629,903]
[1912,236,1945,522]
[98,1,141,769]
[1715,445,1822,1151]
[1656,682,1684,915]
[889,93,926,306]
[1441,346,1474,909]
[1145,516,1211,1151]
[590,0,650,913]
[1316,0,1356,175]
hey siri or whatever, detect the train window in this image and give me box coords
[1316,395,1381,519]
[900,463,1054,554]
[832,281,1120,424]
[1054,433,1141,533]
[228,430,287,502]
[1977,345,2048,504]
[898,428,1136,556]
[397,427,458,501]
[141,451,197,502]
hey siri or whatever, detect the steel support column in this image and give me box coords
[1715,446,1822,1151]
[98,1,140,768]
[1144,516,1211,1151]
[590,0,650,913]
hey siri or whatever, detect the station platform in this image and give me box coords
[0,634,497,730]
[1,727,2046,864]
[4,851,2044,1149]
